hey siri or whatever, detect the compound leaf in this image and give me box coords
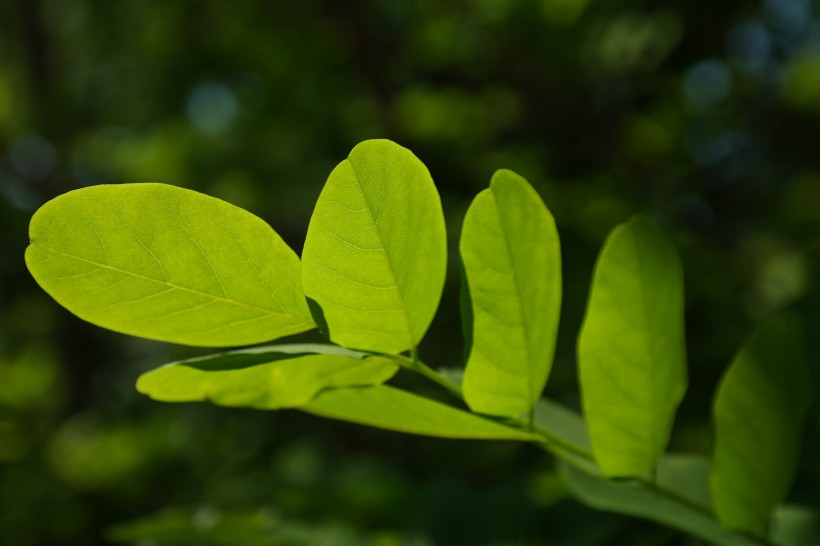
[301,385,537,440]
[301,140,447,354]
[26,183,314,347]
[711,315,812,535]
[137,347,397,409]
[577,215,687,477]
[461,170,561,417]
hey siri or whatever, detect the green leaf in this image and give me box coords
[532,398,598,474]
[137,347,397,410]
[301,139,447,354]
[711,315,812,535]
[108,507,387,546]
[561,455,762,546]
[301,385,537,440]
[460,170,561,417]
[25,183,314,347]
[577,214,687,477]
[772,505,820,546]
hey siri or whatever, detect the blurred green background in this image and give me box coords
[1,0,819,544]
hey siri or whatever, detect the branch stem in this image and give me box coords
[385,352,772,546]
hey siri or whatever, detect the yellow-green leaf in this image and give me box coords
[301,385,537,440]
[301,140,447,354]
[137,346,397,409]
[26,183,314,347]
[461,169,561,417]
[577,215,687,477]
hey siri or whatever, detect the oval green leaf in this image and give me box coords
[577,214,687,477]
[461,169,561,417]
[711,315,812,535]
[137,348,398,409]
[26,183,314,347]
[301,139,447,354]
[301,385,537,440]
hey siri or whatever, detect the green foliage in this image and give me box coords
[137,347,398,410]
[577,215,687,477]
[25,140,814,546]
[711,315,813,534]
[561,455,760,546]
[303,385,537,440]
[107,507,408,546]
[460,169,561,417]
[25,184,314,347]
[301,139,447,354]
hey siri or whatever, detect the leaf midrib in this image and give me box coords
[630,229,660,468]
[32,245,313,323]
[345,159,416,348]
[492,193,536,405]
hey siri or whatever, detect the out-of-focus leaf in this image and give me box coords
[772,505,820,546]
[137,349,397,410]
[532,398,597,473]
[461,169,561,417]
[561,455,760,546]
[711,315,812,535]
[577,215,687,477]
[301,139,447,354]
[301,385,537,440]
[108,507,411,546]
[26,183,314,347]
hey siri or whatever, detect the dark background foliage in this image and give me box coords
[1,0,818,544]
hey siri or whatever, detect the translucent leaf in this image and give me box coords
[301,140,447,354]
[301,385,537,440]
[561,455,762,546]
[711,315,812,535]
[26,183,314,347]
[577,215,687,477]
[460,170,561,417]
[137,347,397,410]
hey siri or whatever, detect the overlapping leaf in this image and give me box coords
[460,170,561,417]
[577,215,687,477]
[26,183,314,346]
[301,140,447,354]
[301,385,537,440]
[561,455,760,546]
[711,315,812,535]
[137,345,397,409]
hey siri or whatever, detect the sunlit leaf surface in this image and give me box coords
[461,170,561,417]
[301,140,447,354]
[577,215,687,477]
[26,183,314,346]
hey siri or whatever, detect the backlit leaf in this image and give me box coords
[711,315,812,535]
[301,140,447,354]
[301,385,537,440]
[461,170,561,417]
[26,183,314,347]
[137,347,397,410]
[577,215,687,477]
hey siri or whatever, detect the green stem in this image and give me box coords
[383,352,776,546]
[393,353,463,399]
[389,353,592,463]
